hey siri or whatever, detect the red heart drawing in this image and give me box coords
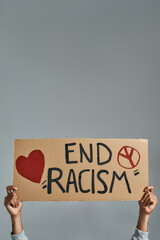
[16,150,45,183]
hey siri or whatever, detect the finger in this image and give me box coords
[10,199,16,208]
[4,195,12,206]
[145,192,154,198]
[155,196,158,205]
[140,192,149,204]
[143,185,154,193]
[150,194,157,201]
[7,192,18,206]
[12,194,19,207]
[150,195,158,205]
[17,201,23,209]
[145,194,157,206]
[143,194,151,206]
[145,195,152,206]
[4,196,8,206]
[147,197,156,206]
[5,195,19,209]
[9,192,20,207]
[6,186,18,195]
[12,191,18,200]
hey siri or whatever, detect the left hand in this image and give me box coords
[4,186,23,218]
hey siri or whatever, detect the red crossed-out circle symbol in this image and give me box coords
[117,146,140,169]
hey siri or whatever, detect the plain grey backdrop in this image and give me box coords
[0,0,160,239]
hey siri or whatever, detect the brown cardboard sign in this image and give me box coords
[13,138,148,201]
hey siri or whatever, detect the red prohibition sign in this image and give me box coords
[117,146,140,169]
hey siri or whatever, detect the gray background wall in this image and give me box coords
[0,0,160,239]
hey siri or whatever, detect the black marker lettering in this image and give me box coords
[66,169,78,193]
[79,143,93,163]
[97,170,109,194]
[97,143,112,165]
[47,167,65,194]
[65,143,78,164]
[79,169,90,193]
[91,169,95,194]
[109,171,131,193]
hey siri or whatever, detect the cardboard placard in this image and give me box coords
[13,138,148,201]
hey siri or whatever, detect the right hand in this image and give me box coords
[4,186,23,217]
[139,185,157,216]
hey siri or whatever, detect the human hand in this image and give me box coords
[139,185,157,216]
[136,185,157,232]
[4,185,23,218]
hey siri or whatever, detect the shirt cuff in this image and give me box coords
[11,230,27,240]
[135,228,149,239]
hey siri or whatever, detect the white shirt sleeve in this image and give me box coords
[131,228,149,240]
[10,227,149,240]
[11,230,28,240]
